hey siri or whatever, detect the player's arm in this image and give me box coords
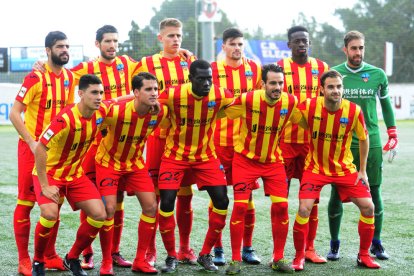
[378,79,398,162]
[356,135,370,189]
[9,100,38,153]
[34,142,60,203]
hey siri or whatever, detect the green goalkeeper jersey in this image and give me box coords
[332,62,396,148]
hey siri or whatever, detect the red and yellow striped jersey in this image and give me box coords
[95,101,169,171]
[211,58,262,147]
[37,102,112,181]
[225,90,298,163]
[159,83,233,162]
[277,57,329,144]
[16,64,75,141]
[71,55,139,100]
[298,97,367,176]
[134,52,196,138]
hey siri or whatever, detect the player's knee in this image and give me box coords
[298,204,312,218]
[359,201,375,217]
[142,201,158,217]
[40,209,59,221]
[105,204,116,219]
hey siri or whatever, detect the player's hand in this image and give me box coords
[33,60,47,73]
[355,171,370,191]
[149,102,161,115]
[382,126,398,163]
[178,48,193,60]
[41,185,60,203]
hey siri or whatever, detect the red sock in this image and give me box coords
[34,217,57,263]
[136,214,156,261]
[148,196,160,255]
[44,203,63,258]
[209,202,223,248]
[176,194,193,251]
[67,217,104,259]
[112,206,124,254]
[14,203,34,260]
[358,214,375,255]
[306,204,318,250]
[271,202,289,261]
[80,210,93,256]
[100,218,114,262]
[243,208,255,247]
[200,207,227,256]
[159,210,177,257]
[230,202,247,261]
[293,214,309,259]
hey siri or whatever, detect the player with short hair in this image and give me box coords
[157,60,233,273]
[31,74,122,276]
[9,30,75,276]
[94,72,168,274]
[224,64,296,275]
[327,30,397,261]
[277,25,329,264]
[291,70,380,271]
[210,27,262,266]
[134,17,198,266]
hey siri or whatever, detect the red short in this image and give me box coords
[232,153,288,200]
[299,171,372,202]
[279,142,309,181]
[146,135,195,186]
[82,143,98,184]
[95,163,154,196]
[33,174,101,210]
[215,145,234,185]
[17,140,36,202]
[158,157,226,190]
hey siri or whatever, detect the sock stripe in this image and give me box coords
[360,214,375,224]
[177,185,193,196]
[39,216,57,228]
[86,216,105,228]
[116,202,124,211]
[141,214,156,223]
[295,213,309,225]
[212,207,227,215]
[247,200,255,210]
[270,195,288,203]
[159,209,174,217]
[17,199,35,207]
[103,218,114,226]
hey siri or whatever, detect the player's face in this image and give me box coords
[190,67,213,97]
[321,77,343,104]
[49,39,70,66]
[262,71,284,101]
[288,31,310,59]
[222,37,244,61]
[158,26,182,55]
[136,79,159,106]
[344,39,365,68]
[96,33,118,61]
[80,84,104,111]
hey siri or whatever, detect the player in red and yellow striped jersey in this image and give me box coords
[157,60,233,273]
[9,31,75,276]
[134,18,198,265]
[94,73,168,274]
[71,25,140,269]
[224,64,297,274]
[291,70,380,271]
[210,28,262,265]
[31,74,114,276]
[276,26,329,263]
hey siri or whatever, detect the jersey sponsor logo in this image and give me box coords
[18,86,28,98]
[45,99,67,109]
[251,124,280,134]
[43,129,54,141]
[96,118,103,125]
[312,115,323,121]
[118,135,145,143]
[339,117,349,128]
[104,83,126,93]
[311,131,345,142]
[361,73,370,82]
[248,108,261,114]
[216,74,228,79]
[70,139,93,151]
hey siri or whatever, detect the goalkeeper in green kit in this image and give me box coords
[327,30,397,261]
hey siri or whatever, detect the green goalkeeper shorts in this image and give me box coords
[351,147,383,186]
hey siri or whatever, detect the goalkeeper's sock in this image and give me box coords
[370,185,384,240]
[328,185,343,241]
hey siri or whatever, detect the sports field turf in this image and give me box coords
[0,121,413,275]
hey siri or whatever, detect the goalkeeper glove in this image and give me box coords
[382,126,398,163]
